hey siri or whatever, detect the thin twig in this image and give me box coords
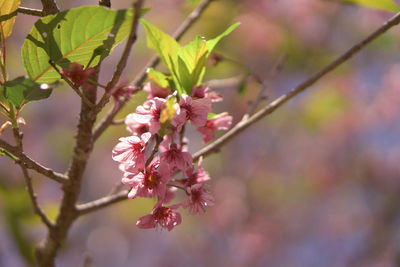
[92,0,214,142]
[49,61,95,109]
[145,135,161,166]
[18,7,44,17]
[193,11,400,161]
[12,124,54,228]
[78,11,400,216]
[111,119,124,125]
[244,54,286,118]
[95,0,145,111]
[0,139,68,184]
[0,7,43,23]
[76,190,129,216]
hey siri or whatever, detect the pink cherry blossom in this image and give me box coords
[197,112,232,143]
[136,201,182,231]
[125,113,150,136]
[112,132,151,173]
[143,82,172,99]
[182,184,215,214]
[134,98,166,134]
[122,160,170,199]
[192,85,223,102]
[61,62,95,90]
[172,94,212,131]
[182,157,211,187]
[160,135,193,172]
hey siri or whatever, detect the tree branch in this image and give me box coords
[11,125,53,229]
[92,0,214,142]
[35,67,100,267]
[40,0,59,15]
[76,190,129,216]
[80,11,400,216]
[0,139,68,184]
[193,11,400,161]
[0,7,43,22]
[18,7,44,17]
[95,0,145,111]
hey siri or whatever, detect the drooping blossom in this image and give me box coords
[197,112,233,143]
[160,134,193,172]
[61,62,95,89]
[182,184,215,214]
[192,85,223,102]
[112,79,137,103]
[182,157,211,187]
[112,132,151,173]
[143,82,172,99]
[172,94,212,131]
[122,160,170,199]
[136,201,182,231]
[125,113,150,136]
[133,98,166,134]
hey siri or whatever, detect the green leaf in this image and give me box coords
[147,68,170,88]
[141,20,239,95]
[2,76,52,109]
[177,36,209,92]
[140,19,180,74]
[22,6,141,83]
[339,0,400,11]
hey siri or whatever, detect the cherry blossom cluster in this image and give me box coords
[112,82,232,231]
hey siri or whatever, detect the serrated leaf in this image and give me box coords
[339,0,400,11]
[2,76,52,109]
[147,68,170,88]
[22,6,141,83]
[0,0,20,39]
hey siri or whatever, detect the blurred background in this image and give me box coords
[1,0,400,266]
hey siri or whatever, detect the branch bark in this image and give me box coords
[35,68,99,267]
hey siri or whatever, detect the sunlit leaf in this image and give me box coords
[147,68,170,88]
[2,76,52,109]
[339,0,400,12]
[140,19,179,75]
[0,0,20,39]
[22,6,142,83]
[141,20,239,95]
